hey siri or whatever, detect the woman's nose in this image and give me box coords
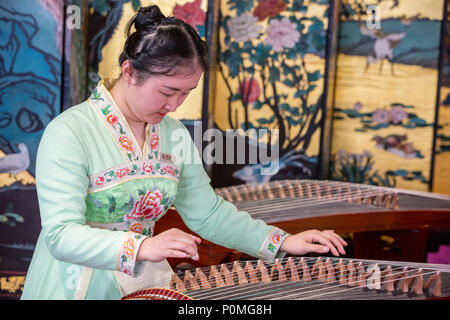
[164,101,178,112]
[165,94,184,112]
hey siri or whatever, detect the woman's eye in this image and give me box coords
[160,92,173,97]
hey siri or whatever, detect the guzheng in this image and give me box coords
[121,256,450,300]
[154,179,450,268]
[213,179,450,225]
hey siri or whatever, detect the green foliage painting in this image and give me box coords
[217,0,334,183]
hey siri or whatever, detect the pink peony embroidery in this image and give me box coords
[162,165,176,177]
[115,167,131,178]
[94,176,106,186]
[149,133,159,151]
[124,190,164,221]
[142,163,153,174]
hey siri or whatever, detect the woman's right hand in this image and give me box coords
[136,228,201,262]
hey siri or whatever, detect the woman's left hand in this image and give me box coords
[280,229,347,257]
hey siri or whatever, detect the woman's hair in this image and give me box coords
[119,5,208,81]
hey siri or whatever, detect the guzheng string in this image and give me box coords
[217,181,397,220]
[216,180,391,198]
[216,180,395,207]
[182,258,430,300]
[139,257,442,300]
[189,269,437,300]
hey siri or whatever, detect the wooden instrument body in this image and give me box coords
[154,180,450,268]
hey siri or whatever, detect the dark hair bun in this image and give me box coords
[119,4,209,80]
[133,5,165,33]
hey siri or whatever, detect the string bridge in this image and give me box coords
[169,257,444,300]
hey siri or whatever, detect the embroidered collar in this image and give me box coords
[88,80,161,162]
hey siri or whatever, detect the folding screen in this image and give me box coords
[0,0,64,298]
[210,0,340,187]
[329,0,447,193]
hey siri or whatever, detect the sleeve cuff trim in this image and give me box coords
[258,227,289,261]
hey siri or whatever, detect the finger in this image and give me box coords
[166,245,199,260]
[171,229,201,245]
[167,231,200,258]
[169,240,199,259]
[189,234,202,244]
[305,243,330,254]
[322,231,347,255]
[323,230,348,246]
[166,249,192,259]
[312,233,340,256]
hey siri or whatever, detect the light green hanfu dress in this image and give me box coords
[21,80,288,300]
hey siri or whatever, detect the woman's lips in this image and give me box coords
[157,112,166,116]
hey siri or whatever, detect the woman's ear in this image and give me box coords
[121,60,138,85]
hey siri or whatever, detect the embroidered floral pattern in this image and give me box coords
[125,219,155,237]
[142,163,153,173]
[86,82,180,276]
[147,125,160,159]
[124,190,164,221]
[115,167,131,179]
[88,82,161,162]
[94,176,106,187]
[106,114,118,125]
[88,160,180,192]
[129,222,144,234]
[118,135,134,153]
[87,186,175,225]
[259,228,289,261]
[150,133,159,151]
[162,165,176,176]
[118,232,147,276]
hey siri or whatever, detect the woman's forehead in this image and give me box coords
[147,68,203,90]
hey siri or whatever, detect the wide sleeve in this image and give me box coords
[35,118,147,276]
[171,122,289,261]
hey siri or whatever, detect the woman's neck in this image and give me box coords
[109,78,145,130]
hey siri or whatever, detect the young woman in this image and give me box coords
[21,5,346,300]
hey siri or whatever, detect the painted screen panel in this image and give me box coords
[330,0,444,192]
[0,0,63,298]
[211,0,337,187]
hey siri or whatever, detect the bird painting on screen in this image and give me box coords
[0,143,30,180]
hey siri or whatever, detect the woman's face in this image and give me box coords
[125,65,203,124]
